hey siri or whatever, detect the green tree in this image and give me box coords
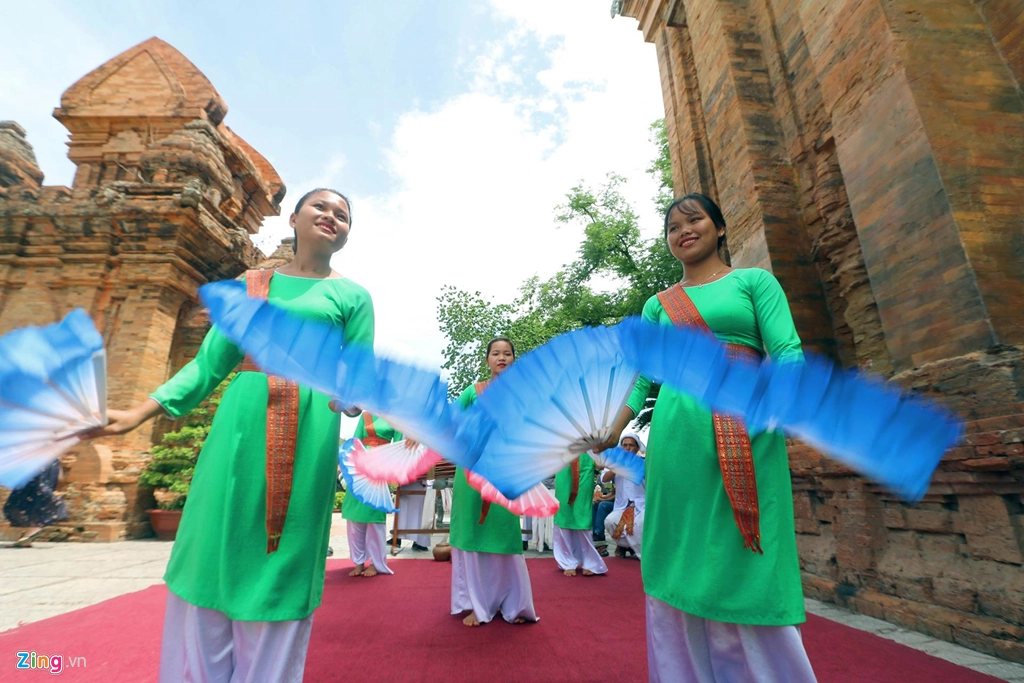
[648,119,674,216]
[436,119,678,422]
[436,286,515,398]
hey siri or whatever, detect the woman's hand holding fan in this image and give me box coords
[615,316,964,502]
[198,280,966,506]
[0,309,109,488]
[470,325,639,500]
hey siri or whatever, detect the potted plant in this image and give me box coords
[140,374,231,540]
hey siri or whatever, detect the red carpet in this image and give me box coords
[0,558,1005,682]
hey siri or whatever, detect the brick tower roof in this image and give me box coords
[57,36,228,124]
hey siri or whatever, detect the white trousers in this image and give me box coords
[396,482,434,547]
[450,548,538,624]
[605,508,644,557]
[552,526,608,574]
[159,592,313,683]
[646,596,817,683]
[346,521,393,574]
[528,514,554,551]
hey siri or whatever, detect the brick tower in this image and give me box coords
[0,37,285,541]
[619,0,1024,662]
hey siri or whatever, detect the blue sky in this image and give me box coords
[1,0,666,376]
[6,0,536,194]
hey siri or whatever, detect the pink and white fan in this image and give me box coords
[350,440,443,485]
[464,470,559,517]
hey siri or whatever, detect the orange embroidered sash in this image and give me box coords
[361,412,390,448]
[474,381,493,525]
[611,503,636,540]
[239,269,300,554]
[568,458,581,506]
[657,283,764,553]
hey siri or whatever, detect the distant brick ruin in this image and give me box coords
[0,37,286,542]
[620,0,1024,663]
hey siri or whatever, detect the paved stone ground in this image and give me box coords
[2,514,1023,682]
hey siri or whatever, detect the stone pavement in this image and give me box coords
[1,514,1022,682]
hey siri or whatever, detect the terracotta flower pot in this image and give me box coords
[147,509,183,541]
[432,541,451,562]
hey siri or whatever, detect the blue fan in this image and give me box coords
[749,357,962,501]
[614,316,762,418]
[199,280,344,397]
[471,325,639,499]
[330,343,486,470]
[615,317,963,501]
[338,439,398,513]
[0,309,107,488]
[590,446,645,485]
[199,281,485,470]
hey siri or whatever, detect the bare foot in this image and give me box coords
[348,565,365,577]
[513,617,528,624]
[362,566,379,578]
[563,569,577,577]
[462,613,481,627]
[582,569,595,576]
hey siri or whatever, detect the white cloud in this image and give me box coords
[6,0,666,383]
[279,1,666,371]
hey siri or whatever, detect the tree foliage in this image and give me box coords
[436,119,678,423]
[139,373,233,510]
[648,119,675,216]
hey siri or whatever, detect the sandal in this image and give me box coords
[11,529,44,548]
[597,546,609,557]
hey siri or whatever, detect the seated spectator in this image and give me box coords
[592,470,615,555]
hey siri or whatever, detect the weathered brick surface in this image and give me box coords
[622,0,1024,663]
[0,38,285,542]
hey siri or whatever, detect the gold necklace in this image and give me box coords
[682,267,726,288]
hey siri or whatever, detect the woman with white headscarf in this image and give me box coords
[603,433,646,558]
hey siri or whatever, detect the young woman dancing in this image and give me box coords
[449,337,538,627]
[90,188,374,683]
[601,194,816,682]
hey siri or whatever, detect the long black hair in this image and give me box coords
[291,187,352,251]
[663,193,726,251]
[486,336,516,358]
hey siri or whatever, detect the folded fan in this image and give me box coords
[615,316,963,501]
[464,470,559,517]
[471,325,639,499]
[351,439,442,485]
[199,281,484,469]
[0,309,107,489]
[338,439,397,513]
[590,446,645,485]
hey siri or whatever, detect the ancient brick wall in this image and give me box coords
[0,38,286,542]
[622,0,1024,662]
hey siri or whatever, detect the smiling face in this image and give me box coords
[665,200,725,266]
[486,340,515,378]
[288,190,351,255]
[620,437,640,453]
